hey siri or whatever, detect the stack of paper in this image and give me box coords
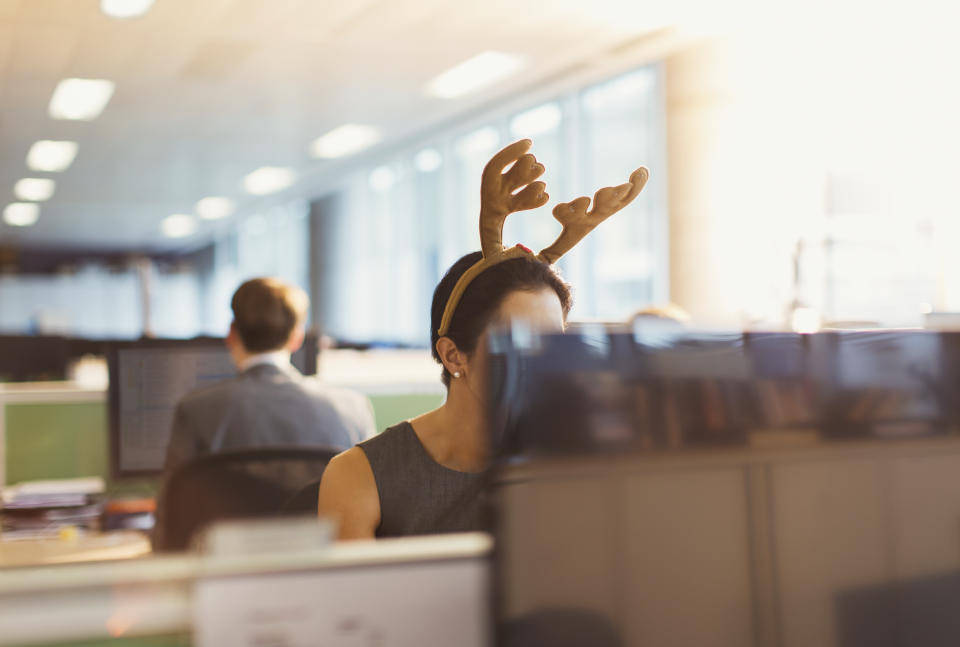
[1,477,106,540]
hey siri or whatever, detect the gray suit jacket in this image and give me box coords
[163,363,375,475]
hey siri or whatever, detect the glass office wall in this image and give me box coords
[793,172,947,328]
[201,200,311,336]
[0,201,309,340]
[0,66,658,344]
[0,264,197,339]
[320,64,666,345]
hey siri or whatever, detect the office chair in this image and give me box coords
[280,476,327,515]
[501,608,622,647]
[153,446,340,552]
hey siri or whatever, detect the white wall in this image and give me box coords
[665,3,960,328]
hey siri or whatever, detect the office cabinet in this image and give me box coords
[620,468,754,647]
[885,452,960,647]
[770,459,891,647]
[497,465,754,647]
[496,439,960,647]
[889,452,960,578]
[498,476,620,619]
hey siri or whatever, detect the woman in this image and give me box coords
[318,140,647,539]
[318,252,572,539]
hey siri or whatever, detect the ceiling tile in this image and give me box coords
[179,39,260,80]
[7,23,80,80]
[0,0,665,251]
[0,0,24,21]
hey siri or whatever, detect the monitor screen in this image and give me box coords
[107,333,320,477]
[108,340,236,476]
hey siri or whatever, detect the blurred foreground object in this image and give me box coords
[490,328,960,455]
[0,531,489,647]
[490,327,960,646]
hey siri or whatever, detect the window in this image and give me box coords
[319,64,666,345]
[798,173,941,328]
[568,69,664,320]
[201,200,311,336]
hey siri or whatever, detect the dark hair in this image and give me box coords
[231,278,308,353]
[430,251,573,386]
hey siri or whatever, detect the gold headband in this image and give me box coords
[437,139,649,336]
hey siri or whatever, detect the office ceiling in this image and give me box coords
[0,0,689,253]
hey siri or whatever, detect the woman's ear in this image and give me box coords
[436,336,468,378]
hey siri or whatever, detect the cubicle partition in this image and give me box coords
[0,383,111,489]
[494,436,960,647]
[1,372,444,489]
[488,328,960,647]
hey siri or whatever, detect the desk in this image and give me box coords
[0,530,150,568]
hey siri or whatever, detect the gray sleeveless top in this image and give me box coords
[358,421,486,538]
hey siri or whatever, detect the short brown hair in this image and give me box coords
[230,278,309,353]
[431,252,573,387]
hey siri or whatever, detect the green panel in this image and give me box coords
[368,393,445,432]
[3,391,446,492]
[5,402,109,486]
[9,634,191,647]
[3,402,160,495]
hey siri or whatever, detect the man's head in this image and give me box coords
[227,278,309,361]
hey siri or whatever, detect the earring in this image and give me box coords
[453,371,462,378]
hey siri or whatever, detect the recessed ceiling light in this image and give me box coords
[414,148,442,173]
[49,78,115,121]
[26,140,78,172]
[100,0,155,19]
[195,196,235,220]
[427,51,524,99]
[243,167,296,195]
[510,103,563,138]
[3,203,40,227]
[310,124,381,159]
[14,178,56,202]
[368,166,397,192]
[161,214,197,238]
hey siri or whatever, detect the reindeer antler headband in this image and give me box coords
[437,139,649,336]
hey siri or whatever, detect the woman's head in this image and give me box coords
[430,252,573,387]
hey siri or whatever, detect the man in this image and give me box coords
[163,277,376,475]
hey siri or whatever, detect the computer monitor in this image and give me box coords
[107,333,320,477]
[107,339,236,477]
[0,530,490,647]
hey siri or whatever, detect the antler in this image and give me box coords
[537,167,649,265]
[480,139,549,258]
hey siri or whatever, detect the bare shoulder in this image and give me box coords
[322,447,375,490]
[318,446,380,540]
